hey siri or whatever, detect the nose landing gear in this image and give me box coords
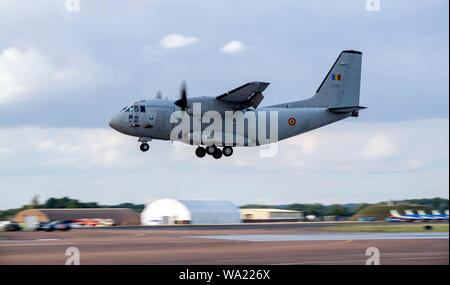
[140,143,149,152]
[138,137,152,152]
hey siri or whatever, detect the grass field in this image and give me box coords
[320,224,449,233]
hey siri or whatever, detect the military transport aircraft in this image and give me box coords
[387,210,449,222]
[108,50,366,159]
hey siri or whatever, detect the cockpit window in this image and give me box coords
[121,105,144,112]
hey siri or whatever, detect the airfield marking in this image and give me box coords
[273,259,366,265]
[332,239,353,245]
[0,238,60,242]
[0,242,74,247]
[184,232,449,242]
[272,256,447,265]
[398,257,448,261]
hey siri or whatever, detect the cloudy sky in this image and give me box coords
[0,0,448,209]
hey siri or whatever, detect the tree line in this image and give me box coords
[0,196,146,220]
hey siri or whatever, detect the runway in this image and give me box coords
[74,221,425,231]
[0,222,448,265]
[186,232,449,242]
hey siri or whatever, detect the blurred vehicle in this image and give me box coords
[69,221,85,228]
[387,210,421,222]
[79,219,99,226]
[34,222,48,231]
[431,210,449,221]
[70,218,117,227]
[44,220,71,231]
[0,221,10,230]
[357,217,376,222]
[4,222,21,231]
[414,210,443,221]
[323,215,337,221]
[385,217,402,222]
[305,215,316,222]
[97,219,117,226]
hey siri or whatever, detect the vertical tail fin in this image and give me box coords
[405,210,415,215]
[288,50,363,108]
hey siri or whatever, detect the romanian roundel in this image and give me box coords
[288,117,296,126]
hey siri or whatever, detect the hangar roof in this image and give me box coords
[179,200,239,214]
[141,199,241,225]
[240,208,302,213]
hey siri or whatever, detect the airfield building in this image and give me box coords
[141,199,241,225]
[14,208,140,226]
[240,208,304,223]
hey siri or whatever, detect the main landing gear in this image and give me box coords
[195,145,233,159]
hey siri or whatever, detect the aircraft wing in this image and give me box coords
[216,82,269,109]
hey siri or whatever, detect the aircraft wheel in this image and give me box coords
[195,147,206,158]
[140,143,149,152]
[222,146,233,157]
[212,148,223,159]
[206,145,217,155]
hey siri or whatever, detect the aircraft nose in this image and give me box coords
[108,118,114,129]
[108,114,120,131]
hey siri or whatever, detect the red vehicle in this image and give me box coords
[72,219,99,226]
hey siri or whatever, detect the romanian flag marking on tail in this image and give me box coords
[332,74,341,81]
[288,117,296,126]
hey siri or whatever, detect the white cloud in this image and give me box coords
[0,127,135,170]
[221,41,248,53]
[0,147,13,154]
[0,47,126,104]
[159,34,199,49]
[360,135,395,160]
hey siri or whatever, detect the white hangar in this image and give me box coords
[141,199,241,225]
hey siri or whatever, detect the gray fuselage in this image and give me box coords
[108,97,350,147]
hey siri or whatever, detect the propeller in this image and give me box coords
[174,81,188,111]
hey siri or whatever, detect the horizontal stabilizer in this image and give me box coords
[328,106,367,113]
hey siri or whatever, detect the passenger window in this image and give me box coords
[134,115,139,122]
[140,106,146,113]
[134,106,139,112]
